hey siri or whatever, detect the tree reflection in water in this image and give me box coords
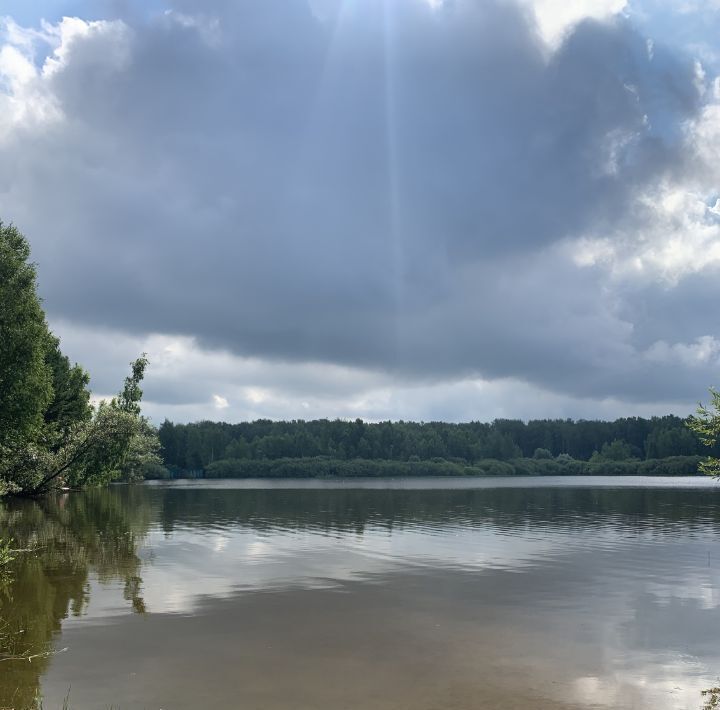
[0,487,152,709]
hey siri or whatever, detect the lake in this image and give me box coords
[1,476,719,709]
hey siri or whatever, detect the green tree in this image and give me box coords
[1,357,157,494]
[116,417,164,482]
[590,439,634,463]
[0,222,53,450]
[645,425,698,459]
[687,389,720,477]
[225,437,250,459]
[481,430,522,461]
[533,447,553,460]
[43,335,92,434]
[0,221,159,495]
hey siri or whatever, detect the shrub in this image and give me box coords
[533,447,553,460]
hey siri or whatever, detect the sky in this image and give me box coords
[1,0,720,424]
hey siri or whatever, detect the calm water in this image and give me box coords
[1,476,720,709]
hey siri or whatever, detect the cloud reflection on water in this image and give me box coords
[16,480,720,710]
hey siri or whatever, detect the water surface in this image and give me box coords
[1,476,719,709]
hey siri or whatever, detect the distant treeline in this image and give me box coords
[201,455,702,479]
[157,415,712,476]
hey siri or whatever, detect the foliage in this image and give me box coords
[224,437,251,460]
[702,686,720,710]
[633,455,702,476]
[0,222,159,496]
[201,455,701,479]
[116,355,149,416]
[43,336,92,435]
[0,359,157,495]
[589,439,636,463]
[117,416,164,483]
[687,389,720,477]
[645,424,698,459]
[533,447,553,459]
[0,222,53,452]
[157,416,708,476]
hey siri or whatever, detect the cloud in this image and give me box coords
[212,394,229,410]
[0,0,718,420]
[51,320,694,423]
[520,0,628,48]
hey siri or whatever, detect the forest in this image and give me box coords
[155,415,712,478]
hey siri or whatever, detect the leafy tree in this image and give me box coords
[590,439,635,463]
[117,417,164,483]
[0,221,159,495]
[0,222,53,450]
[225,437,250,460]
[645,425,698,459]
[533,447,553,460]
[184,426,204,470]
[687,389,720,477]
[116,354,149,415]
[1,357,158,494]
[482,430,522,461]
[43,335,92,435]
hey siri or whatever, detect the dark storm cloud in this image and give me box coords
[618,269,720,351]
[0,0,714,406]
